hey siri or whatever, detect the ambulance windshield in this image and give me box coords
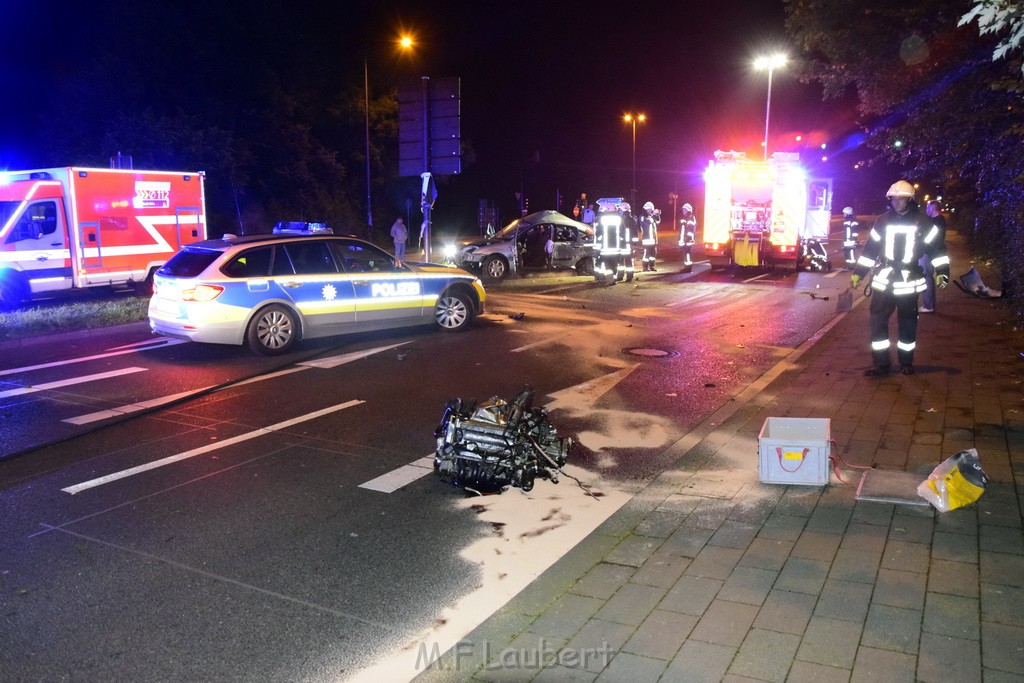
[0,201,19,229]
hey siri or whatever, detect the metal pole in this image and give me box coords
[421,77,431,263]
[763,68,773,161]
[631,119,637,209]
[364,57,373,237]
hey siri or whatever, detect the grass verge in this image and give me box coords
[0,296,150,343]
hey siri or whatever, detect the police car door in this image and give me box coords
[330,239,424,325]
[275,240,356,334]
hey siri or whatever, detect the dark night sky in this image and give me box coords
[1,1,882,228]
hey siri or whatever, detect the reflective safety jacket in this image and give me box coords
[640,212,660,246]
[679,213,696,246]
[843,218,859,248]
[620,213,638,256]
[595,212,625,256]
[853,207,950,296]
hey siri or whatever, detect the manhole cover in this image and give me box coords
[623,347,679,358]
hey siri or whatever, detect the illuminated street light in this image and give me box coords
[623,113,646,209]
[363,35,415,240]
[753,53,787,160]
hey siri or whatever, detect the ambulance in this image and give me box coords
[702,151,831,271]
[0,167,207,309]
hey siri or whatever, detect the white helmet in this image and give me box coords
[886,180,915,198]
[842,206,854,215]
[643,201,655,211]
[682,203,693,212]
[618,201,631,213]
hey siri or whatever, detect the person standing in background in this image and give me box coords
[582,203,595,225]
[679,203,696,273]
[918,200,948,313]
[842,206,859,267]
[390,217,408,266]
[639,201,661,271]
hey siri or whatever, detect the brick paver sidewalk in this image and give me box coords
[415,229,1024,683]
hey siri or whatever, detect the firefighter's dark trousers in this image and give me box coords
[680,244,693,267]
[869,289,919,367]
[641,244,656,269]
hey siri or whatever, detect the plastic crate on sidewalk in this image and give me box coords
[758,417,831,486]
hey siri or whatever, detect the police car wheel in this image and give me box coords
[435,291,472,332]
[482,255,508,280]
[247,304,298,355]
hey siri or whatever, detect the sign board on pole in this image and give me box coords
[398,77,461,177]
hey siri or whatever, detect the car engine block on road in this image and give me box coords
[433,386,571,494]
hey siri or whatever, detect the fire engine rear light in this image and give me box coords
[182,284,224,302]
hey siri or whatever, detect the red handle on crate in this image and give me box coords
[776,447,809,473]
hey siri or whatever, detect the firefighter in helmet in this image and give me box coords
[850,180,949,377]
[842,206,859,266]
[639,201,661,271]
[594,199,625,285]
[679,202,696,273]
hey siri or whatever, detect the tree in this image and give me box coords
[961,0,1024,75]
[785,0,1024,317]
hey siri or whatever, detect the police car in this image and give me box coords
[148,233,486,355]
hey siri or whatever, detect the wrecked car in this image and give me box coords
[447,210,596,281]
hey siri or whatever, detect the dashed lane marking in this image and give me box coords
[61,400,365,495]
[358,455,435,493]
[0,339,183,377]
[0,367,148,399]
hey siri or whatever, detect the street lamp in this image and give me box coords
[623,113,646,209]
[363,35,415,241]
[753,53,787,160]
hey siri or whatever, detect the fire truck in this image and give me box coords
[702,151,831,271]
[0,167,207,309]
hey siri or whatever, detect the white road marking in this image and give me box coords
[510,324,603,353]
[545,364,639,411]
[511,337,559,352]
[348,471,632,682]
[62,387,217,425]
[666,288,721,307]
[0,339,183,377]
[62,367,310,425]
[0,367,148,399]
[106,338,186,351]
[358,455,435,493]
[61,400,365,494]
[228,366,310,386]
[60,342,403,425]
[742,272,771,283]
[298,341,411,368]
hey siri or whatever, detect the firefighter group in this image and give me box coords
[569,175,950,378]
[582,197,697,285]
